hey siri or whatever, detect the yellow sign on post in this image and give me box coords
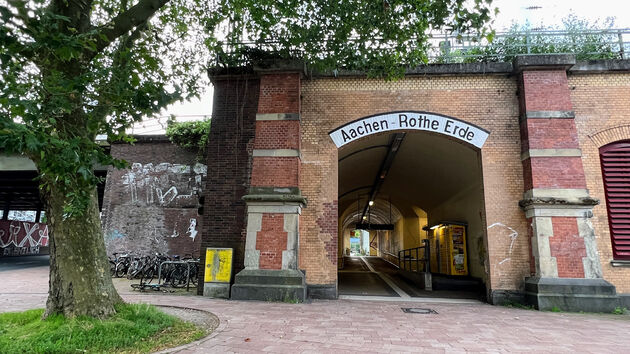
[204,248,233,283]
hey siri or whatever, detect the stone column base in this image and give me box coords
[203,283,230,299]
[231,269,306,302]
[525,277,619,312]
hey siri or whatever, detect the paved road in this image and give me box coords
[1,259,630,353]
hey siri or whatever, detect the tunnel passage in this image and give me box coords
[337,130,489,300]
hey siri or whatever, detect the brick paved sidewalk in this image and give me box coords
[1,264,630,353]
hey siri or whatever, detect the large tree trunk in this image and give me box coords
[43,185,123,318]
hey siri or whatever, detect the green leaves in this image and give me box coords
[165,118,210,151]
[0,0,496,216]
[212,0,494,78]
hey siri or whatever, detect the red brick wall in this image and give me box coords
[521,119,580,151]
[258,74,300,114]
[526,157,587,189]
[521,70,573,111]
[254,121,300,150]
[518,68,589,281]
[251,157,300,187]
[550,217,586,278]
[256,213,288,270]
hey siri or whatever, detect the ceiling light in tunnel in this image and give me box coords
[429,224,440,230]
[362,216,367,220]
[369,201,374,206]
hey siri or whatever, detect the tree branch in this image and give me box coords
[91,0,169,56]
[90,21,148,130]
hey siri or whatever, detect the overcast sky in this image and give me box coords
[143,0,630,133]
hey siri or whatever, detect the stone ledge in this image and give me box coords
[243,187,307,206]
[208,57,630,80]
[112,134,171,143]
[252,149,300,157]
[513,54,577,73]
[256,113,300,121]
[521,148,582,160]
[524,110,576,119]
[306,284,338,299]
[231,269,306,302]
[519,197,600,208]
[525,277,619,312]
[570,59,630,73]
[523,188,590,200]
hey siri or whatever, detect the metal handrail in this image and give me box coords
[216,28,630,65]
[397,239,430,273]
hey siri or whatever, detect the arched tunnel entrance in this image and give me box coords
[337,127,489,300]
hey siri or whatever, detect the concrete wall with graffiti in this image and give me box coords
[101,136,205,257]
[0,219,49,256]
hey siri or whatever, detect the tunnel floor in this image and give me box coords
[338,256,485,300]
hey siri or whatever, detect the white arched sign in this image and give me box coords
[329,111,490,149]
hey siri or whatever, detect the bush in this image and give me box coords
[165,118,211,154]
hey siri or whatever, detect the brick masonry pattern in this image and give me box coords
[550,217,586,278]
[199,70,630,295]
[198,77,259,293]
[254,120,301,150]
[256,213,289,270]
[101,141,204,258]
[571,72,630,292]
[522,70,573,111]
[251,156,300,187]
[300,75,530,290]
[258,73,300,114]
[520,119,580,151]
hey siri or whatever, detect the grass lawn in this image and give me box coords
[0,303,206,353]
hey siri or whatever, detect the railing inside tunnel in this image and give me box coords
[398,239,431,273]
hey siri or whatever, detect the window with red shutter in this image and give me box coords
[600,140,630,260]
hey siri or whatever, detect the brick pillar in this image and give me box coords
[516,55,618,311]
[231,62,307,302]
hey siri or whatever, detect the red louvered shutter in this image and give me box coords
[600,141,630,260]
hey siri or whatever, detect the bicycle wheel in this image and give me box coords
[143,266,155,284]
[109,260,116,277]
[115,263,127,278]
[170,265,188,288]
[189,263,199,285]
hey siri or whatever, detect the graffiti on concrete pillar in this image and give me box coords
[0,220,49,256]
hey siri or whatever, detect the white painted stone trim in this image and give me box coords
[521,148,582,160]
[256,113,300,121]
[523,205,595,218]
[252,149,300,157]
[531,216,559,277]
[282,213,299,270]
[525,110,575,119]
[577,217,603,279]
[247,203,302,215]
[244,213,262,269]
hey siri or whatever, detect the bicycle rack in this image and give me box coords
[158,260,192,292]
